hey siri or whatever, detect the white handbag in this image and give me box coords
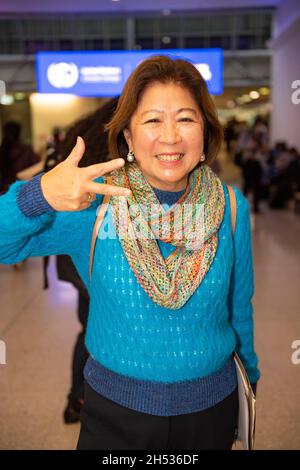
[227,185,257,450]
[233,352,256,450]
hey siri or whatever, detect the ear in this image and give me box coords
[123,128,132,151]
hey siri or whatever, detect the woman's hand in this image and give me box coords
[41,136,131,212]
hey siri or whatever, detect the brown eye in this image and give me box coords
[178,117,193,122]
[145,118,160,123]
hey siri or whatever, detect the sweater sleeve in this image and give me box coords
[0,176,99,289]
[228,187,261,384]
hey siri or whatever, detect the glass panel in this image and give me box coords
[209,36,231,49]
[237,35,253,50]
[109,38,125,50]
[185,37,209,48]
[183,17,208,33]
[158,17,180,34]
[25,40,55,54]
[135,37,154,49]
[85,39,104,50]
[108,19,125,35]
[136,19,155,35]
[59,40,74,51]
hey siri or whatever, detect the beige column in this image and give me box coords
[270,0,300,149]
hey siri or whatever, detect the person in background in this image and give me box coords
[46,126,64,156]
[224,117,238,158]
[44,99,119,423]
[268,145,300,209]
[0,121,39,195]
[235,117,269,213]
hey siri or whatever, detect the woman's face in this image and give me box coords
[124,82,204,191]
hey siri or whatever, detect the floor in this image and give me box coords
[0,158,300,450]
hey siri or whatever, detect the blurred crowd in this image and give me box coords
[225,116,300,213]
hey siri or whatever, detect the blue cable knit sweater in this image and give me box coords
[0,174,260,415]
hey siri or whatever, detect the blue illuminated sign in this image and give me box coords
[36,49,223,96]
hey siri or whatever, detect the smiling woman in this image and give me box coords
[122,82,205,191]
[0,55,260,451]
[107,55,223,171]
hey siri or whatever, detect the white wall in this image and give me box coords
[273,0,300,37]
[29,94,104,153]
[271,0,300,149]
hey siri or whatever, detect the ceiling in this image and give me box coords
[0,0,280,15]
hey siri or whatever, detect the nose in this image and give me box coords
[159,121,181,145]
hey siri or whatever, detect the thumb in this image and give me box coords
[66,136,85,166]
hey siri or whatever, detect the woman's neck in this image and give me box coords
[147,178,188,193]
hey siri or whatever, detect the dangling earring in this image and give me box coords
[200,153,206,162]
[127,150,135,163]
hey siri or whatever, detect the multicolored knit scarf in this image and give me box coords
[107,162,225,309]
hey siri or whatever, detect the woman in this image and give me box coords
[0,56,260,450]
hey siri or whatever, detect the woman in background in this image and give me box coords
[44,99,119,423]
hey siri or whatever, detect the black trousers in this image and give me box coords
[242,161,263,213]
[77,382,238,450]
[68,293,89,403]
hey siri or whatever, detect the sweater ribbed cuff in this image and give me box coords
[17,173,54,217]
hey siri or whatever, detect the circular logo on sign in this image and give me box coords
[47,62,79,89]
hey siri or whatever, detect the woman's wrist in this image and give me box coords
[17,173,55,217]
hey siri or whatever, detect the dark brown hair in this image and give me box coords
[106,55,223,165]
[59,97,119,167]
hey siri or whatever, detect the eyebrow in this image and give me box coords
[141,107,198,117]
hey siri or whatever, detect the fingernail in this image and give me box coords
[125,190,132,195]
[76,136,80,145]
[118,159,125,166]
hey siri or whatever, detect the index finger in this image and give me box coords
[84,158,125,179]
[85,181,132,197]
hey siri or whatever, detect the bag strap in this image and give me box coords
[227,184,237,238]
[89,176,112,280]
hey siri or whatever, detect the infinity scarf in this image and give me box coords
[107,162,225,309]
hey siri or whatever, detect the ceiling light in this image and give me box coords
[241,94,251,103]
[259,87,270,96]
[161,36,171,45]
[30,93,78,106]
[0,94,14,105]
[14,92,26,101]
